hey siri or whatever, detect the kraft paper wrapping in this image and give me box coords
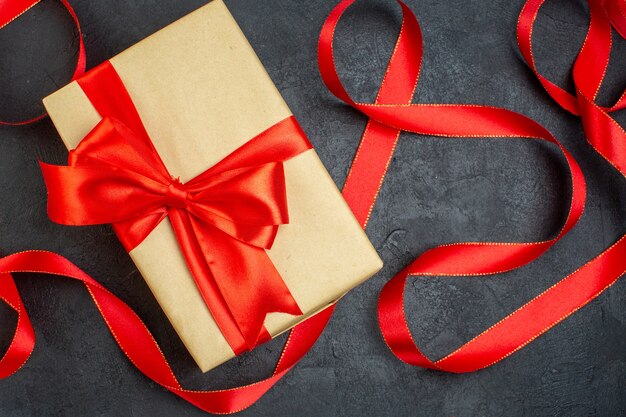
[42,0,382,372]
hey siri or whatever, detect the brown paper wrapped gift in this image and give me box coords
[42,0,382,372]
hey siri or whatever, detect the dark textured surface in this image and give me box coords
[0,0,625,415]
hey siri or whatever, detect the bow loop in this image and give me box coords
[190,163,288,226]
[70,117,171,182]
[189,161,288,218]
[184,162,289,248]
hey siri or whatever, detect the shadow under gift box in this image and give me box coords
[42,0,383,372]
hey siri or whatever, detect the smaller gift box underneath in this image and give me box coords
[42,0,382,372]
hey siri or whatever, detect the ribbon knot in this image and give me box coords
[40,61,312,354]
[165,178,188,209]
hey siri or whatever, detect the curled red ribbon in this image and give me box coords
[0,0,85,125]
[518,0,626,176]
[0,250,334,412]
[41,61,311,354]
[604,0,626,38]
[319,0,625,372]
[2,0,626,414]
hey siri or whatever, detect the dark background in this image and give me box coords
[0,0,624,415]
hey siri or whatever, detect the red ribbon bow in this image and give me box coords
[4,0,626,415]
[40,62,311,353]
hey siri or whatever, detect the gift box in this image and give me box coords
[41,0,382,372]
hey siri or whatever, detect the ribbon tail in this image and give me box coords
[168,210,301,352]
[193,222,302,350]
[0,273,35,378]
[167,209,248,354]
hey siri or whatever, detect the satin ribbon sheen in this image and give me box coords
[1,1,333,414]
[0,0,85,125]
[2,0,626,414]
[319,0,625,372]
[0,250,335,413]
[518,0,626,174]
[41,61,312,353]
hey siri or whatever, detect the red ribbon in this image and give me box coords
[1,2,333,414]
[319,0,625,372]
[0,0,85,125]
[2,0,626,414]
[0,250,334,412]
[518,0,626,175]
[40,61,312,354]
[604,0,626,38]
